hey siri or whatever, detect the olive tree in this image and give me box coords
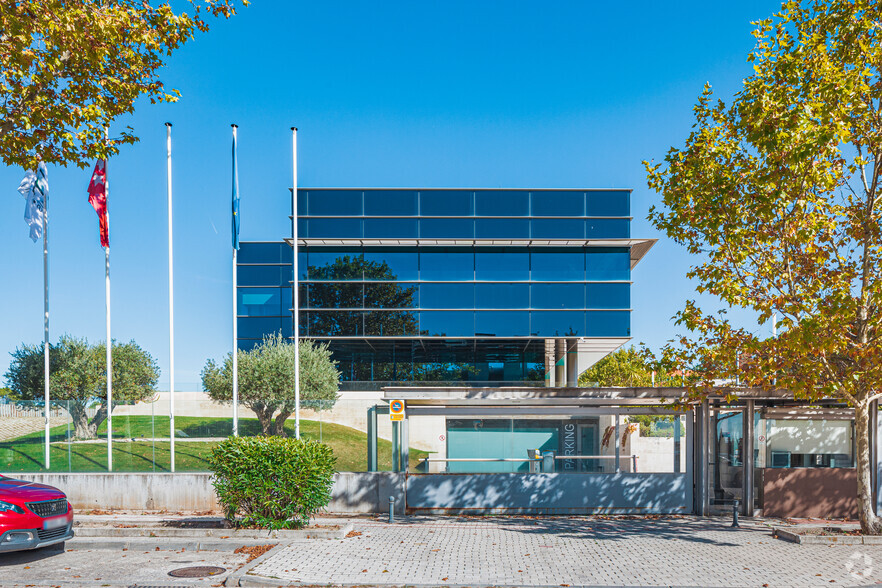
[202,334,340,436]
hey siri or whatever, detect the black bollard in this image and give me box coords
[732,498,740,528]
[389,496,396,524]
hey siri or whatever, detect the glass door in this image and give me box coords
[578,423,600,472]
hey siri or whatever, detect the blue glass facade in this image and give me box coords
[238,189,638,384]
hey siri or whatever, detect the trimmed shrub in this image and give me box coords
[208,435,336,529]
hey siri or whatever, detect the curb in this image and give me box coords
[66,537,288,551]
[772,527,882,544]
[225,541,292,587]
[73,522,353,540]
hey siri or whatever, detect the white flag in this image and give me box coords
[16,162,48,242]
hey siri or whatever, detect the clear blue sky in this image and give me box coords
[0,1,780,389]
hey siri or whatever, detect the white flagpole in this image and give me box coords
[165,122,176,472]
[291,127,300,440]
[231,124,239,437]
[105,129,113,471]
[42,162,50,470]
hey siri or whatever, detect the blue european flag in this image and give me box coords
[232,125,240,250]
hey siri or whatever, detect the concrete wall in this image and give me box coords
[763,468,857,519]
[11,472,405,514]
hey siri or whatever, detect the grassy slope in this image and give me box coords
[0,416,428,473]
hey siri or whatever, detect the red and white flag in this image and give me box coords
[87,159,109,247]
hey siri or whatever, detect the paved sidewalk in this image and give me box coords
[247,515,882,587]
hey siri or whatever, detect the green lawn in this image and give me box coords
[0,416,429,474]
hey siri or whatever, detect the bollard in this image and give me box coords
[732,498,740,528]
[389,496,396,524]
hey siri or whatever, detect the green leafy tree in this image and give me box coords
[202,334,340,436]
[578,346,679,388]
[645,0,882,533]
[4,335,160,439]
[1,0,246,169]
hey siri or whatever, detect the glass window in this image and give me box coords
[310,310,363,336]
[364,190,417,216]
[365,283,419,308]
[531,191,585,216]
[475,190,529,216]
[297,284,307,308]
[531,248,585,281]
[475,284,529,308]
[364,310,420,336]
[421,283,474,309]
[363,248,419,281]
[586,190,629,216]
[531,219,585,239]
[586,219,630,238]
[586,248,630,281]
[296,310,306,336]
[420,248,473,281]
[420,311,474,337]
[476,218,529,239]
[763,419,854,468]
[238,288,283,316]
[237,317,291,339]
[586,283,630,309]
[238,242,287,264]
[306,190,362,216]
[475,311,530,337]
[586,311,630,336]
[531,311,585,337]
[364,218,419,239]
[419,218,474,239]
[296,251,307,280]
[306,218,363,239]
[420,190,473,216]
[531,284,585,309]
[475,248,529,281]
[308,249,364,280]
[296,217,308,238]
[295,189,306,216]
[238,265,284,287]
[308,283,363,308]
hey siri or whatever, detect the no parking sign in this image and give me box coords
[389,399,405,422]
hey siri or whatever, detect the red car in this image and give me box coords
[0,475,73,552]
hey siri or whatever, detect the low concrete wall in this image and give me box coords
[11,472,405,514]
[763,468,857,518]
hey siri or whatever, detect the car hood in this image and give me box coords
[0,477,66,503]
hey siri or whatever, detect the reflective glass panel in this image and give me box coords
[420,311,474,337]
[586,311,630,336]
[476,218,529,239]
[531,311,585,337]
[531,191,585,216]
[364,311,420,336]
[475,311,530,337]
[296,251,307,280]
[364,218,419,239]
[531,249,585,281]
[586,248,630,281]
[364,190,417,216]
[238,265,284,287]
[420,190,473,216]
[475,284,529,308]
[586,191,630,216]
[531,284,585,309]
[307,218,363,239]
[586,219,630,238]
[531,219,585,239]
[586,283,630,309]
[308,249,364,280]
[296,217,308,238]
[475,190,529,216]
[310,311,363,336]
[237,316,291,339]
[363,248,419,281]
[475,248,529,281]
[364,283,419,308]
[238,288,283,316]
[306,190,362,216]
[419,218,474,239]
[420,283,474,309]
[297,284,307,308]
[420,248,473,281]
[238,243,288,264]
[308,283,363,308]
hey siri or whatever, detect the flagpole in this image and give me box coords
[42,162,50,470]
[231,124,239,437]
[165,122,175,472]
[105,128,113,472]
[291,127,300,440]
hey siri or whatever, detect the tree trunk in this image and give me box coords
[250,403,275,436]
[273,411,292,437]
[68,401,99,439]
[854,400,882,534]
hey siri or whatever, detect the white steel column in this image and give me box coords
[291,127,300,440]
[42,164,50,470]
[165,122,176,472]
[105,137,113,471]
